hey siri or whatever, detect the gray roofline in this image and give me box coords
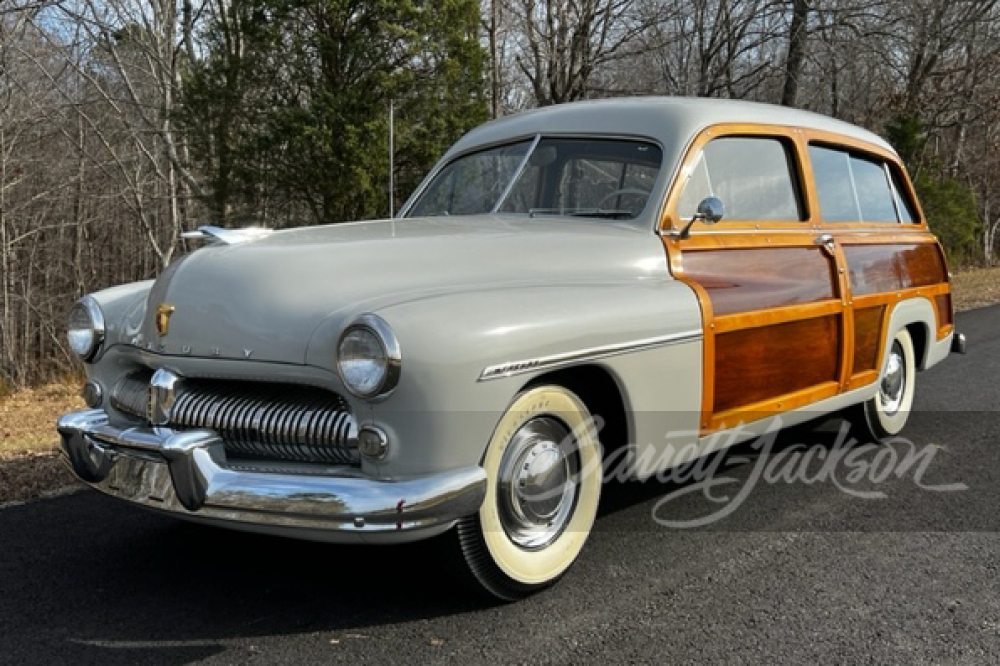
[447,97,895,158]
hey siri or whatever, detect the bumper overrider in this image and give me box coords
[57,409,487,543]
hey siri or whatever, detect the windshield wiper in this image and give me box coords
[568,209,635,219]
[528,208,634,220]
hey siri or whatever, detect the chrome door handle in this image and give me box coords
[815,234,836,256]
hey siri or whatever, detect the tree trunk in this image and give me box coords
[781,0,810,107]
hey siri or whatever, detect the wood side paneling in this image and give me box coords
[844,243,947,296]
[682,246,838,316]
[714,315,841,413]
[935,293,953,329]
[852,305,884,374]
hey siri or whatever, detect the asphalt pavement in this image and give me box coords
[1,306,998,665]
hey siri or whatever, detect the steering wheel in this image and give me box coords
[596,187,651,210]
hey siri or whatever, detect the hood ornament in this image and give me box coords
[181,225,273,246]
[156,304,175,337]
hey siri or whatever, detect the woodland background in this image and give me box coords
[0,0,998,389]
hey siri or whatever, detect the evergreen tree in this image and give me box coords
[181,0,487,226]
[886,114,981,265]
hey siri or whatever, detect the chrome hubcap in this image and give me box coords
[879,341,906,415]
[497,417,580,549]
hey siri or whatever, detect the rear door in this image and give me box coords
[805,140,953,391]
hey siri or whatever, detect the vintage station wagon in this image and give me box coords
[59,98,964,599]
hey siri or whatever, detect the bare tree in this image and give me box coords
[781,0,810,105]
[26,0,206,266]
[507,0,660,105]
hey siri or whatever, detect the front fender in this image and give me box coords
[87,280,155,355]
[360,278,704,477]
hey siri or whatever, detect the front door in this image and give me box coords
[661,129,853,434]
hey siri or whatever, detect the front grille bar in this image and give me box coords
[110,371,358,465]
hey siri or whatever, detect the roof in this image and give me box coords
[445,96,895,159]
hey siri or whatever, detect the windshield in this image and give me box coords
[406,137,663,220]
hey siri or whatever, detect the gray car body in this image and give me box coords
[88,213,704,480]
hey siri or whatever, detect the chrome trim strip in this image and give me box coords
[671,226,922,235]
[478,330,703,382]
[57,409,487,541]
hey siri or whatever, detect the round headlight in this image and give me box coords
[337,314,401,399]
[67,296,106,361]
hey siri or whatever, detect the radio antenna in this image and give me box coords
[389,98,395,220]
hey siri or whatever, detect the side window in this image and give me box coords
[809,144,918,224]
[678,137,802,222]
[850,154,897,223]
[808,145,858,222]
[889,168,917,223]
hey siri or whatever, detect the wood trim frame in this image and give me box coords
[714,299,842,334]
[664,236,716,432]
[659,123,818,234]
[660,122,950,435]
[658,123,929,234]
[841,235,954,342]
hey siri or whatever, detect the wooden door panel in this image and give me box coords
[666,237,847,432]
[714,314,842,413]
[851,305,885,375]
[935,294,953,328]
[842,240,953,366]
[682,247,838,315]
[844,243,948,295]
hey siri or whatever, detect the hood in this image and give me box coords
[135,215,666,364]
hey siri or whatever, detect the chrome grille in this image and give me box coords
[110,371,152,420]
[110,371,358,465]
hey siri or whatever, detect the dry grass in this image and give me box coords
[0,383,83,457]
[0,384,83,503]
[0,454,75,504]
[952,265,1000,312]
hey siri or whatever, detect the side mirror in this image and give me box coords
[674,196,725,239]
[696,197,724,224]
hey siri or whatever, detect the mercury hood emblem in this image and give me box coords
[156,303,175,337]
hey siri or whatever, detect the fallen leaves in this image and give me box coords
[952,266,1000,312]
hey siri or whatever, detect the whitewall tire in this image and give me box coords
[455,385,603,600]
[852,328,917,441]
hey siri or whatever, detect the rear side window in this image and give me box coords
[809,144,917,223]
[678,137,802,222]
[889,170,917,223]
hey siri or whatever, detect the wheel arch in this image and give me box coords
[884,297,936,373]
[905,320,930,371]
[522,364,630,462]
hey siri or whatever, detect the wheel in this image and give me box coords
[848,328,916,441]
[454,385,602,601]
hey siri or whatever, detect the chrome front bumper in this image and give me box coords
[57,409,487,544]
